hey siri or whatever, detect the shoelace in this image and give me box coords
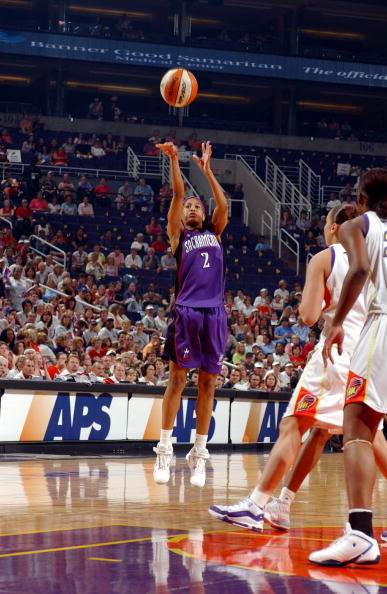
[324,526,351,550]
[193,457,206,475]
[268,497,289,513]
[155,453,172,471]
[226,497,253,512]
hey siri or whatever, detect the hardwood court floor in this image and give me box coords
[0,452,386,593]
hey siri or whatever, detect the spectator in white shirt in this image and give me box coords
[160,247,177,271]
[108,248,125,270]
[98,317,119,344]
[125,248,142,269]
[72,246,88,272]
[130,233,148,253]
[91,141,106,158]
[105,361,126,384]
[253,288,269,308]
[279,362,294,389]
[6,266,28,310]
[14,358,36,380]
[78,196,94,217]
[154,306,167,337]
[0,355,10,379]
[274,280,289,301]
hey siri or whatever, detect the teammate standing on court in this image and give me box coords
[209,203,387,531]
[310,169,387,566]
[153,141,228,487]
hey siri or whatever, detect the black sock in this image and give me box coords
[349,511,373,538]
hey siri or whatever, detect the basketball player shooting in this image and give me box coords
[153,141,228,487]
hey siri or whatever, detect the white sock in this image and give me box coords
[250,487,270,509]
[194,434,208,452]
[159,429,173,449]
[279,487,295,506]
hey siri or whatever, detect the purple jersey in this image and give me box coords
[175,227,224,307]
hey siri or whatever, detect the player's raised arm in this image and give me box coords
[156,142,184,252]
[298,249,330,326]
[193,141,228,237]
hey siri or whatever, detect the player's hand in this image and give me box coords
[193,141,212,175]
[322,324,344,367]
[156,142,178,159]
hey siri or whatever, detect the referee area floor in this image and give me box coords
[0,452,386,593]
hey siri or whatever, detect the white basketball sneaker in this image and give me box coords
[186,447,209,488]
[381,530,387,542]
[309,523,380,567]
[264,497,291,530]
[153,444,174,484]
[209,497,264,531]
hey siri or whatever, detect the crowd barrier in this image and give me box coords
[0,381,291,446]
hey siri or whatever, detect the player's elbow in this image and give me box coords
[299,305,318,327]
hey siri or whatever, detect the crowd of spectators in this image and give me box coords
[0,150,315,391]
[0,255,313,391]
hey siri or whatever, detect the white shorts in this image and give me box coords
[345,314,387,415]
[283,344,351,433]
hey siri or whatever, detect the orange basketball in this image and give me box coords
[160,68,198,108]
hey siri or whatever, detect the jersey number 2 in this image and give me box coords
[201,252,210,268]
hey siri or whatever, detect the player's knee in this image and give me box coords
[310,428,329,444]
[169,371,187,392]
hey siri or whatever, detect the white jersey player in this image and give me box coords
[209,204,387,539]
[312,167,387,566]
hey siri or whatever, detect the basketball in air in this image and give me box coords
[160,68,198,108]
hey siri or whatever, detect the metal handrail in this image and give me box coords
[320,185,345,206]
[29,235,67,269]
[278,228,300,276]
[265,156,311,220]
[127,147,140,178]
[299,159,321,204]
[161,153,199,198]
[261,210,273,248]
[25,279,102,311]
[0,162,131,181]
[235,155,280,234]
[208,197,248,225]
[0,216,13,229]
[224,153,258,171]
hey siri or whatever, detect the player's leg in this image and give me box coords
[209,414,313,530]
[186,370,216,488]
[372,428,387,478]
[265,427,330,530]
[310,402,382,566]
[153,361,188,484]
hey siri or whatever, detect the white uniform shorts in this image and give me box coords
[283,344,349,433]
[345,314,387,415]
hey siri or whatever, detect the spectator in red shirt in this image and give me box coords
[15,199,32,219]
[95,177,111,208]
[145,216,162,237]
[1,129,12,145]
[29,192,49,212]
[303,332,318,360]
[151,233,168,254]
[51,147,69,166]
[1,228,18,249]
[0,198,14,219]
[289,344,306,368]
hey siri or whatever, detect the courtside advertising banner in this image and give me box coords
[127,395,229,443]
[230,400,289,443]
[0,389,129,441]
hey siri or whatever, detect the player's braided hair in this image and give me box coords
[358,167,387,217]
